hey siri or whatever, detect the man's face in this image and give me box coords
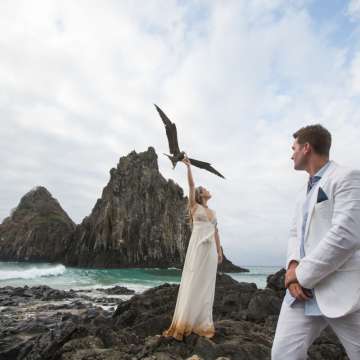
[291,138,309,170]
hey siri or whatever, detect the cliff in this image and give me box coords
[64,147,192,268]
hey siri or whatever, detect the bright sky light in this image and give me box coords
[1,0,360,266]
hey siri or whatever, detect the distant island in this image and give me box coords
[0,147,248,273]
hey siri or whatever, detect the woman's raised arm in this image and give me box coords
[182,154,196,208]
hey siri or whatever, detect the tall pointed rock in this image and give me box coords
[65,147,191,268]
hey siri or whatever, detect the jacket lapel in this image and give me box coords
[297,185,307,236]
[303,161,337,241]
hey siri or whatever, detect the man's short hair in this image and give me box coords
[293,124,331,156]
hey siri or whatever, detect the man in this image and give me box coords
[272,125,360,359]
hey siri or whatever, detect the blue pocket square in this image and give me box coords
[317,187,328,203]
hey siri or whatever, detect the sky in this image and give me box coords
[1,0,360,267]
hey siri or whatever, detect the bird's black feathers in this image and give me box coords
[154,104,225,179]
[154,104,180,155]
[188,157,225,179]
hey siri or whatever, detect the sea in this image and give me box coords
[0,261,282,294]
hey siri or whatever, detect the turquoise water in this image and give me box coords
[0,261,282,293]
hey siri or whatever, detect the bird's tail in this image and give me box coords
[163,153,177,169]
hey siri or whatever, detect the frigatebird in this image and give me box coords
[154,104,225,179]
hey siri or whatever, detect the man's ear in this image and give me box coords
[303,143,311,155]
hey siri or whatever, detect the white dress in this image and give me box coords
[163,204,218,340]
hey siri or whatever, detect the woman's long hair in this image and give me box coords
[188,186,203,228]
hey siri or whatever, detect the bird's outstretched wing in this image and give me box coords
[188,157,225,179]
[154,104,181,155]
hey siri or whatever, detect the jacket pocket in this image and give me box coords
[314,200,331,215]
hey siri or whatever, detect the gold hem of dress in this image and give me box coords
[162,322,215,341]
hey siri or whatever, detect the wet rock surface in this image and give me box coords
[0,270,348,360]
[97,286,135,295]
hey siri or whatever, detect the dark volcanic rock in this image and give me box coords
[0,186,75,262]
[247,288,282,321]
[0,285,75,306]
[266,267,286,298]
[219,250,249,273]
[65,147,192,268]
[0,271,348,360]
[96,286,135,295]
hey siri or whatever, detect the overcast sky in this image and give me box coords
[1,0,360,267]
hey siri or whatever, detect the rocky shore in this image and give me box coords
[0,269,347,360]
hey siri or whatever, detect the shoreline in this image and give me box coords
[0,262,281,293]
[0,270,347,360]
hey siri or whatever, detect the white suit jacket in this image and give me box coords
[287,161,360,318]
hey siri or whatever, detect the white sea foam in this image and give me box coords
[0,264,66,280]
[69,282,153,294]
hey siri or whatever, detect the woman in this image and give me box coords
[163,153,223,341]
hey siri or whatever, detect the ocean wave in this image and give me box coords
[0,264,66,280]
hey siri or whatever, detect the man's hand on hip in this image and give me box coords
[285,260,299,288]
[288,282,312,301]
[286,261,312,301]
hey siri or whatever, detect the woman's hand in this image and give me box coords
[182,154,191,167]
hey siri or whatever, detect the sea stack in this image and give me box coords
[220,251,249,273]
[0,186,75,262]
[64,147,192,268]
[0,147,247,271]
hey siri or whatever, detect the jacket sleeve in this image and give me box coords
[296,170,360,289]
[286,204,300,269]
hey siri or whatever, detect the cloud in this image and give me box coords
[348,0,360,21]
[350,51,360,93]
[1,0,360,266]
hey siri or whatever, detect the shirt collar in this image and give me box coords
[314,160,331,178]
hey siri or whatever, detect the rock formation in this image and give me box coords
[0,186,75,262]
[0,147,247,271]
[0,270,347,359]
[220,250,249,273]
[64,147,191,268]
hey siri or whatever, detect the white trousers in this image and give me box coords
[272,299,360,360]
